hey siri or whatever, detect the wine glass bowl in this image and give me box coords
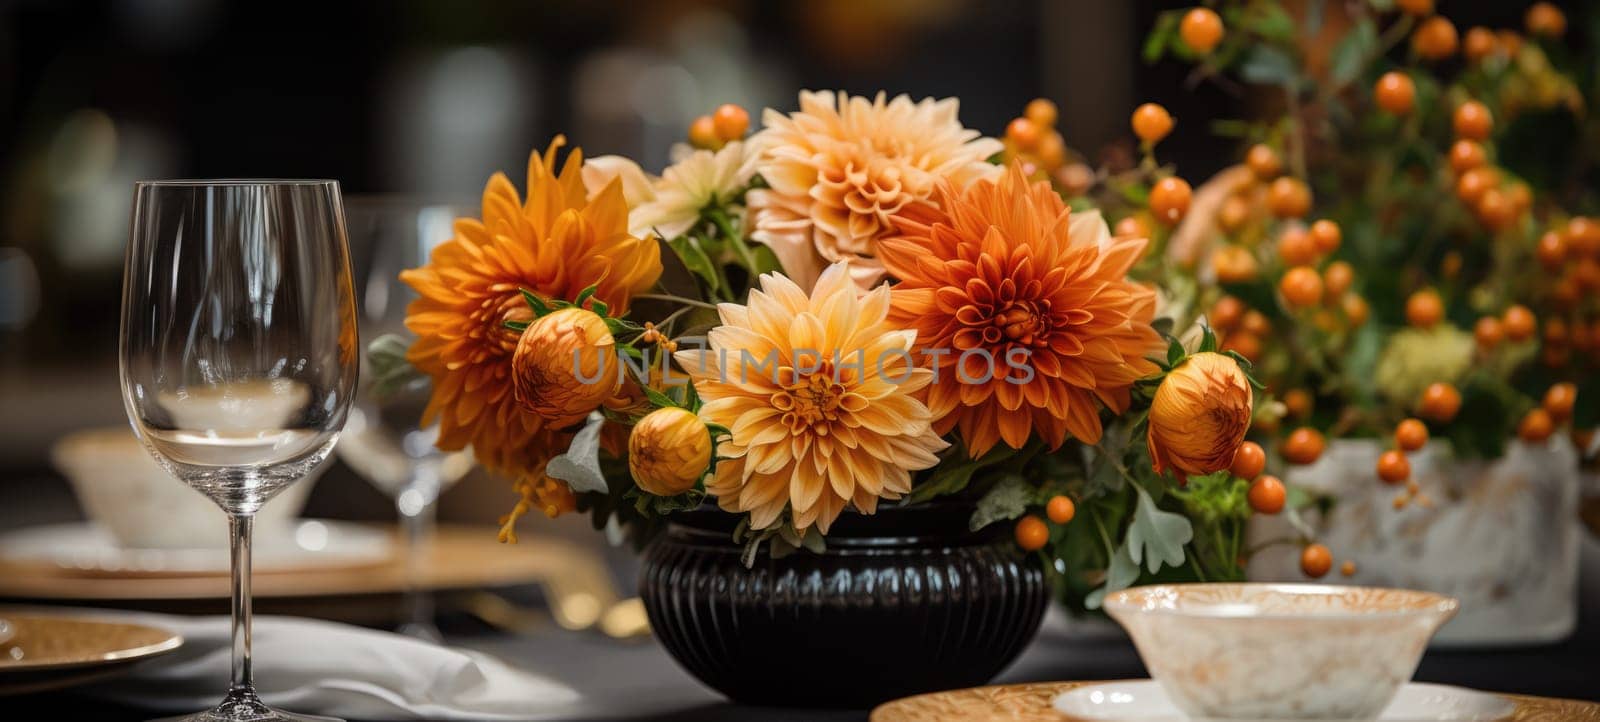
[120,179,357,721]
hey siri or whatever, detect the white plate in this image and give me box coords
[0,520,392,575]
[1053,681,1516,721]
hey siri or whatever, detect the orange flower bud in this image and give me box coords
[1148,352,1254,477]
[512,307,621,427]
[628,407,713,496]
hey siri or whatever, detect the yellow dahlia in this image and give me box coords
[400,136,662,487]
[582,141,756,239]
[1147,352,1253,478]
[746,90,1002,291]
[628,407,713,496]
[674,262,949,534]
[880,162,1164,458]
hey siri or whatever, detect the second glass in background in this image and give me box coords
[340,198,474,641]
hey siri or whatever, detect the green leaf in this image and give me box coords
[1330,18,1378,87]
[1199,325,1218,353]
[1127,484,1193,574]
[642,385,680,409]
[667,235,722,296]
[590,297,610,318]
[520,288,551,317]
[1166,338,1185,367]
[503,319,528,332]
[366,333,426,398]
[969,474,1032,531]
[544,415,609,494]
[574,284,599,310]
[909,445,1018,503]
[1239,46,1298,87]
[1249,3,1296,43]
[1085,541,1140,610]
[1143,10,1179,64]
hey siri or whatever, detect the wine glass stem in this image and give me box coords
[228,513,256,699]
[399,482,437,632]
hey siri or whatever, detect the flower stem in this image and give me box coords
[635,293,720,311]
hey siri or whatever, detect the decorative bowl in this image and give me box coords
[1103,583,1459,720]
[50,428,316,549]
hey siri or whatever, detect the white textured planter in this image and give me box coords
[1247,438,1580,647]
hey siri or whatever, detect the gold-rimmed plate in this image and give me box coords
[0,612,182,696]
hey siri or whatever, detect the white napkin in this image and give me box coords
[86,613,585,721]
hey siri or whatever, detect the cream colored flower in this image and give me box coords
[583,142,756,239]
[746,90,1002,291]
[674,262,949,534]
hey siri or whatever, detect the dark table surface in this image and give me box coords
[4,472,1599,721]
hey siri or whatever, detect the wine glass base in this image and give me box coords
[151,690,342,722]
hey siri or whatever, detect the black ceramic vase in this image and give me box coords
[639,503,1049,708]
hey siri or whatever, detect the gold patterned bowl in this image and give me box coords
[0,612,182,696]
[1104,583,1459,720]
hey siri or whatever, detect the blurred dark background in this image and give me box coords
[0,0,1576,527]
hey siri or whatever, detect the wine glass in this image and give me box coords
[121,180,358,722]
[339,198,474,641]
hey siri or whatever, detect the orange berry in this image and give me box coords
[1418,382,1463,423]
[1323,261,1354,299]
[1375,72,1416,114]
[1396,418,1429,451]
[1396,0,1433,16]
[1268,177,1312,219]
[1537,231,1569,270]
[1246,144,1281,180]
[1007,117,1041,149]
[1283,427,1327,465]
[1543,346,1570,368]
[1566,217,1600,257]
[1220,330,1262,362]
[1014,515,1049,551]
[1115,215,1152,240]
[1577,257,1600,291]
[712,103,750,141]
[1213,245,1259,283]
[1179,7,1225,54]
[1545,317,1569,345]
[1464,27,1498,63]
[1449,140,1487,173]
[1150,176,1193,225]
[1476,189,1516,231]
[1301,544,1334,578]
[1507,183,1532,216]
[1046,495,1076,525]
[1249,475,1287,515]
[1377,449,1412,484]
[1413,16,1459,61]
[1544,382,1578,423]
[1217,195,1252,234]
[1024,98,1058,128]
[1309,219,1342,254]
[1280,266,1325,307]
[1526,2,1567,38]
[1242,310,1272,336]
[1341,560,1358,577]
[1040,135,1069,172]
[1441,251,1464,280]
[1230,441,1267,480]
[1519,408,1555,442]
[1342,294,1370,327]
[1284,389,1314,419]
[1405,289,1445,328]
[688,114,721,149]
[1474,316,1504,350]
[1454,101,1493,140]
[1498,30,1524,57]
[1503,305,1536,341]
[1455,167,1498,205]
[1132,103,1175,144]
[1277,228,1320,266]
[1210,295,1246,330]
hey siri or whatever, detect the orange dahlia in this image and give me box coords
[674,262,949,534]
[1146,351,1254,478]
[881,162,1164,457]
[746,90,1001,291]
[400,136,662,492]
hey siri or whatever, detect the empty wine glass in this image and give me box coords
[340,198,474,641]
[121,180,358,722]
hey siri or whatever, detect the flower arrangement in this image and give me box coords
[372,79,1299,609]
[1003,0,1594,595]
